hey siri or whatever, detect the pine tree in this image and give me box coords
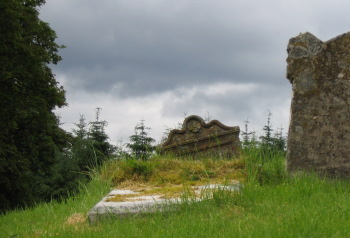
[0,0,68,211]
[242,119,253,147]
[260,110,274,148]
[87,108,116,164]
[73,114,88,140]
[259,110,287,153]
[272,127,286,152]
[71,114,95,171]
[127,120,155,160]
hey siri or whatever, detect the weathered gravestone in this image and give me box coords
[286,31,350,176]
[88,183,242,224]
[161,115,241,157]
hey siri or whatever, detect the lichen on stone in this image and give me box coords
[286,31,350,177]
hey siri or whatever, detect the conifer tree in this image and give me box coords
[259,110,287,152]
[88,108,116,162]
[73,114,88,140]
[260,110,274,148]
[242,119,253,147]
[272,127,286,152]
[127,120,155,160]
[71,114,95,171]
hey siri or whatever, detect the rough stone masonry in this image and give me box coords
[286,31,350,177]
[161,115,240,157]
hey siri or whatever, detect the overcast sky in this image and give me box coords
[40,0,350,145]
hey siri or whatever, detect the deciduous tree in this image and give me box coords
[0,0,67,212]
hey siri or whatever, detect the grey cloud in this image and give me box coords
[161,81,291,124]
[42,0,300,98]
[41,0,350,123]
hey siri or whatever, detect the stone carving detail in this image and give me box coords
[161,115,241,156]
[286,31,350,177]
[187,119,201,133]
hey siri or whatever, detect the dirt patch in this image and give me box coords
[66,213,86,226]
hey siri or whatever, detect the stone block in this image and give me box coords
[88,183,241,224]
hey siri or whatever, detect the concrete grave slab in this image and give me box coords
[88,182,241,224]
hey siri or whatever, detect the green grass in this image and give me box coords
[2,149,350,237]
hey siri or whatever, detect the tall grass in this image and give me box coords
[243,147,286,185]
[2,148,350,237]
[98,154,245,188]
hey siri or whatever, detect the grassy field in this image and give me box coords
[2,149,350,237]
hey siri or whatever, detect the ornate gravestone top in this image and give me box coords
[286,31,350,177]
[161,115,241,157]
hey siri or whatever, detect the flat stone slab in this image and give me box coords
[88,182,241,224]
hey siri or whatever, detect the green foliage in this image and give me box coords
[260,110,274,147]
[243,147,286,185]
[0,0,68,212]
[260,110,287,152]
[121,159,155,181]
[241,119,253,146]
[71,114,97,169]
[271,127,287,151]
[47,109,117,200]
[87,108,116,161]
[48,148,89,200]
[73,114,88,139]
[127,119,155,160]
[242,110,287,153]
[73,109,116,168]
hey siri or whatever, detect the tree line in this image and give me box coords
[241,110,287,152]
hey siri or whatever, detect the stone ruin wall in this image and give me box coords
[286,31,350,177]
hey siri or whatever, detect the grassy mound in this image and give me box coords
[2,149,350,237]
[100,155,244,185]
[96,155,245,202]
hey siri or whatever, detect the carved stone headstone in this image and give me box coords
[286,31,350,176]
[161,115,241,157]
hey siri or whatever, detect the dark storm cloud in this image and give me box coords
[42,0,350,98]
[41,0,298,97]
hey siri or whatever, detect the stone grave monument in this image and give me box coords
[286,31,350,176]
[88,183,241,224]
[161,115,241,157]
